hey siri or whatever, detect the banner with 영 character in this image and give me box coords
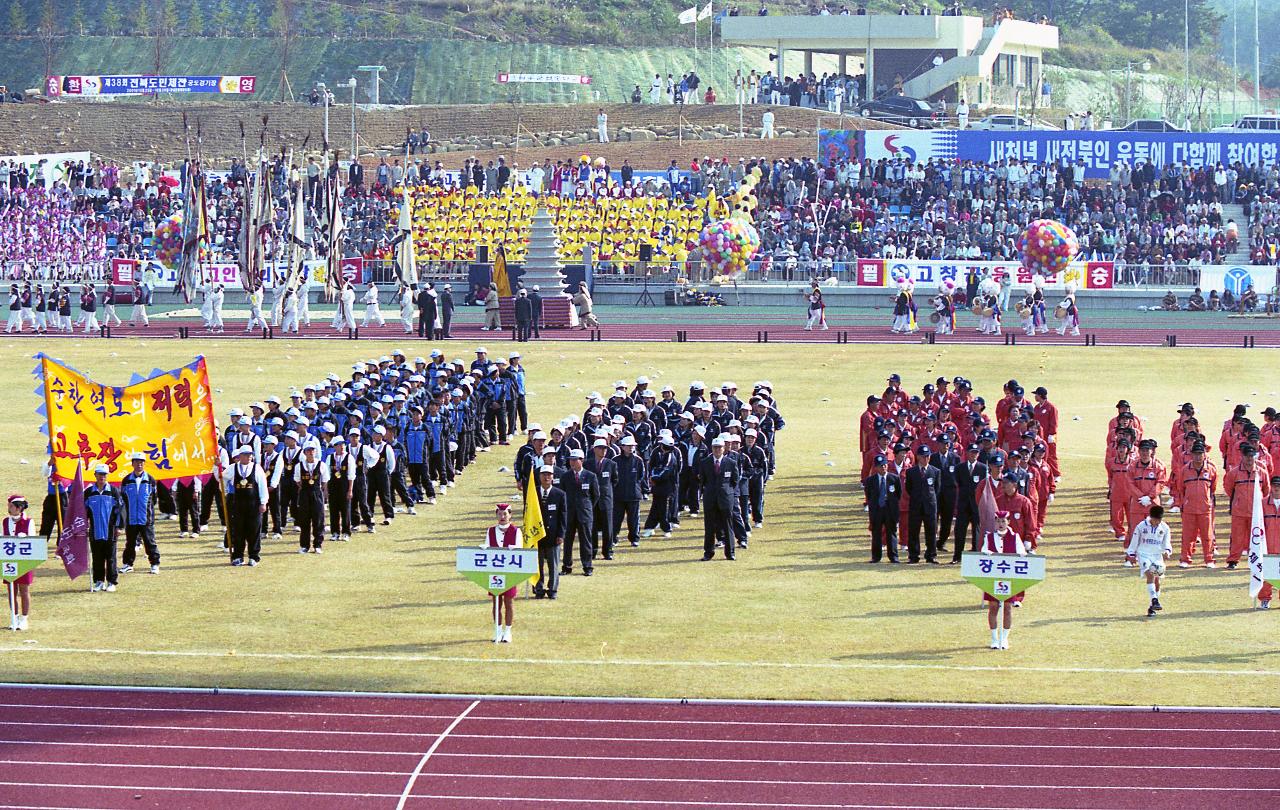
[855,258,1113,291]
[836,128,1280,180]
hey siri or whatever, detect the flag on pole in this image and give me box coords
[678,5,698,23]
[57,462,88,581]
[1250,478,1267,600]
[522,473,546,585]
[492,243,512,298]
[977,476,998,541]
[322,169,346,302]
[175,167,209,303]
[394,185,418,285]
[698,1,713,20]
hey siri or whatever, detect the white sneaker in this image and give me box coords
[91,581,103,592]
[191,532,201,539]
[314,547,323,554]
[493,626,503,643]
[1205,562,1218,569]
[408,507,417,515]
[663,532,672,538]
[298,548,309,554]
[17,615,27,631]
[119,565,133,574]
[248,559,259,567]
[427,498,436,505]
[1178,561,1191,568]
[501,626,512,643]
[105,584,116,593]
[641,529,653,539]
[150,565,160,575]
[999,637,1009,650]
[989,632,999,649]
[754,522,763,528]
[272,532,282,541]
[179,531,189,538]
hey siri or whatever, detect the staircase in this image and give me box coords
[1220,202,1251,266]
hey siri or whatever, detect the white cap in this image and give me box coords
[680,411,694,421]
[229,407,244,417]
[532,432,548,441]
[593,439,608,448]
[130,452,146,461]
[611,415,625,424]
[620,435,637,446]
[727,419,742,428]
[476,346,487,353]
[590,407,603,416]
[509,351,521,358]
[711,436,725,447]
[330,436,346,447]
[745,428,758,437]
[569,449,585,459]
[372,425,386,435]
[528,423,542,432]
[660,436,675,446]
[694,425,707,436]
[539,464,557,474]
[636,376,649,384]
[238,416,251,425]
[631,404,645,412]
[233,446,253,456]
[284,430,299,441]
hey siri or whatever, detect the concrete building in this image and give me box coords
[720,13,1057,107]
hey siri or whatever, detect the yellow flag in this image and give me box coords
[492,243,513,298]
[522,472,546,585]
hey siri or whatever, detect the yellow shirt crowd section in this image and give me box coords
[398,185,727,265]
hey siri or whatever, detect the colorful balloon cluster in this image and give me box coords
[699,218,760,277]
[153,212,184,268]
[1017,219,1078,278]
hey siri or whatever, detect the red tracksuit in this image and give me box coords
[1125,458,1167,540]
[1033,400,1060,479]
[1223,466,1271,564]
[1171,460,1217,564]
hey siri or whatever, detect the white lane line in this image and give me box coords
[4,739,1273,771]
[3,645,1280,678]
[0,759,407,777]
[0,702,1275,735]
[0,783,397,798]
[0,719,440,739]
[395,699,479,810]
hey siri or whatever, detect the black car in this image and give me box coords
[1114,119,1186,132]
[857,96,939,129]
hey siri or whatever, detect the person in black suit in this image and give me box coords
[514,289,534,342]
[863,454,900,563]
[612,435,647,549]
[533,465,566,598]
[347,161,364,191]
[528,285,543,337]
[415,284,437,339]
[558,449,600,576]
[904,444,941,564]
[584,438,617,561]
[698,436,739,560]
[929,435,963,554]
[439,284,455,338]
[951,443,988,563]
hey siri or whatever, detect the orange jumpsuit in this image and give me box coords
[1222,466,1272,564]
[1171,460,1217,564]
[1219,422,1244,464]
[1029,457,1053,525]
[1109,413,1144,441]
[994,490,1037,549]
[1033,400,1060,479]
[1106,450,1135,539]
[1170,415,1196,447]
[1125,458,1168,539]
[1257,498,1280,601]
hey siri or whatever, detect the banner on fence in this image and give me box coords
[1198,264,1280,296]
[47,75,256,97]
[0,151,91,187]
[854,259,1113,291]
[496,73,592,85]
[824,128,1280,179]
[34,354,220,486]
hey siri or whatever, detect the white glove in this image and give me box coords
[1047,435,1055,444]
[1169,506,1181,513]
[1138,496,1152,507]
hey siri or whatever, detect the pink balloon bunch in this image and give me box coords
[699,218,761,276]
[153,212,184,268]
[1017,219,1078,278]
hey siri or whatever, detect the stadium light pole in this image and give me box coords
[1232,0,1238,120]
[1183,0,1190,127]
[316,82,329,145]
[1255,0,1262,113]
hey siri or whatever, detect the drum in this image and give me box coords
[1015,303,1030,317]
[982,307,994,318]
[929,311,941,324]
[971,302,984,316]
[1053,305,1068,319]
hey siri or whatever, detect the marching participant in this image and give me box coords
[119,453,160,575]
[1017,291,1036,336]
[890,281,914,334]
[1223,445,1270,569]
[324,436,356,542]
[982,511,1027,650]
[333,280,357,331]
[1169,442,1217,568]
[101,283,123,327]
[863,454,900,563]
[84,464,121,592]
[224,445,268,567]
[1125,504,1172,617]
[1030,275,1049,334]
[297,270,313,326]
[294,443,328,553]
[1031,386,1060,482]
[209,283,226,333]
[245,283,268,333]
[932,284,955,336]
[995,473,1038,551]
[1125,439,1167,546]
[129,282,149,327]
[533,465,566,600]
[5,284,21,333]
[1054,282,1080,336]
[33,285,48,333]
[80,284,100,334]
[361,284,385,327]
[398,283,416,334]
[803,284,828,331]
[279,285,300,334]
[3,494,33,630]
[484,503,521,643]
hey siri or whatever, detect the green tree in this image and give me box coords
[134,0,150,33]
[210,0,232,36]
[8,0,27,33]
[100,0,120,34]
[319,0,344,36]
[70,0,86,34]
[37,0,53,32]
[159,0,178,35]
[185,0,203,35]
[241,0,260,36]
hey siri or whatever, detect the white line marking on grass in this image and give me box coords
[396,699,479,810]
[2,645,1279,679]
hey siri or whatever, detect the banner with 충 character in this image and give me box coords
[34,354,220,486]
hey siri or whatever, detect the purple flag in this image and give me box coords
[57,463,89,580]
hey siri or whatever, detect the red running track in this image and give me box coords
[0,685,1277,809]
[6,321,1280,347]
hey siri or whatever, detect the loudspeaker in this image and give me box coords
[476,244,490,264]
[639,243,653,262]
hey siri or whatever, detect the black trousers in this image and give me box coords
[869,509,898,562]
[680,474,701,514]
[416,312,431,337]
[702,498,734,558]
[441,311,452,337]
[952,501,980,562]
[429,450,448,487]
[536,539,561,596]
[748,477,765,524]
[90,535,118,584]
[279,480,298,525]
[486,406,508,444]
[366,469,393,520]
[200,482,224,528]
[908,508,938,563]
[175,483,199,533]
[392,469,414,509]
[592,501,614,556]
[122,524,159,567]
[515,396,528,432]
[297,493,325,549]
[230,499,262,562]
[562,512,594,572]
[156,483,176,517]
[39,490,65,539]
[408,461,435,500]
[516,319,531,341]
[265,487,283,534]
[328,484,351,536]
[644,490,672,532]
[613,499,641,546]
[937,495,956,550]
[352,476,373,528]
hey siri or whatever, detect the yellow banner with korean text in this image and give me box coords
[35,354,220,485]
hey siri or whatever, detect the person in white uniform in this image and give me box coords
[361,284,385,328]
[1125,504,1172,617]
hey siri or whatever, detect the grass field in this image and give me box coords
[1,340,1278,707]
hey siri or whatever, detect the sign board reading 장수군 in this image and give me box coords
[456,547,539,595]
[0,536,47,583]
[820,129,1280,181]
[961,553,1046,602]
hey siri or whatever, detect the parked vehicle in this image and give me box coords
[857,96,940,129]
[969,114,1060,131]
